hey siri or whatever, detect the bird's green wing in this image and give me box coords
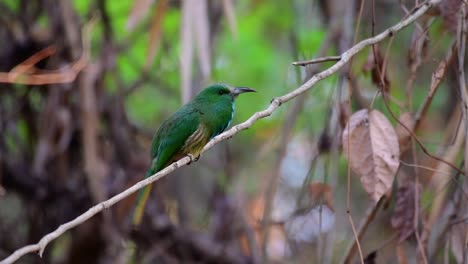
[148,106,201,175]
[133,107,200,226]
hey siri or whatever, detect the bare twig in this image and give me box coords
[0,1,443,263]
[7,45,57,79]
[456,5,468,262]
[400,160,457,177]
[421,112,466,255]
[0,55,87,85]
[292,56,341,66]
[457,0,467,179]
[343,199,383,263]
[405,17,431,111]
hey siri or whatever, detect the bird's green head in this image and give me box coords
[195,83,256,103]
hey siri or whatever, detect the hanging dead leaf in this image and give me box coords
[145,0,168,69]
[364,251,377,264]
[308,182,334,211]
[126,0,154,31]
[339,100,352,129]
[395,112,415,154]
[391,182,422,242]
[342,109,400,202]
[362,45,390,91]
[317,131,331,153]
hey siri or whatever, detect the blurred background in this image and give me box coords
[0,0,466,263]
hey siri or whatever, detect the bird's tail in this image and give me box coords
[132,171,153,227]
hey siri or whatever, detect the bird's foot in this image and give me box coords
[187,154,200,164]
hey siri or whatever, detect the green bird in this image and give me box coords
[132,83,256,226]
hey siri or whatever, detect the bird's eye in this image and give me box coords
[218,90,225,95]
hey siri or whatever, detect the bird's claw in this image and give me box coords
[187,154,200,164]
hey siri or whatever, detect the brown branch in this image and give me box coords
[0,1,443,263]
[0,52,87,85]
[8,46,57,77]
[343,199,383,263]
[0,16,97,85]
[457,0,468,179]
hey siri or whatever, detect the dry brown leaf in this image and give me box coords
[395,112,415,154]
[126,0,154,31]
[363,251,377,264]
[317,131,331,153]
[308,182,334,211]
[342,109,400,202]
[391,182,422,242]
[339,100,352,130]
[145,0,168,69]
[362,45,390,91]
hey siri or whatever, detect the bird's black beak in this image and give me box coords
[232,87,256,97]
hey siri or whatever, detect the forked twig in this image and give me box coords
[0,16,97,85]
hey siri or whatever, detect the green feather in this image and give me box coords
[149,107,201,174]
[133,108,199,226]
[132,84,255,226]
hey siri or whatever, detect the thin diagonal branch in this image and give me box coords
[0,1,443,263]
[292,56,341,66]
[457,0,467,179]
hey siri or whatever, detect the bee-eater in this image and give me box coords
[132,83,256,226]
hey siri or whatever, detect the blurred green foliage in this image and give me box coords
[69,1,330,138]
